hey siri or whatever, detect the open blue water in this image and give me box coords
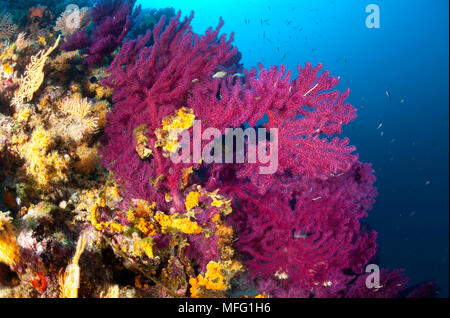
[135,0,449,297]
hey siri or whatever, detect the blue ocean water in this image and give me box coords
[136,0,449,297]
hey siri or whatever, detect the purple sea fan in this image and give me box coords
[228,161,378,297]
[60,29,92,52]
[188,62,358,194]
[100,12,241,209]
[62,0,140,66]
[97,9,439,298]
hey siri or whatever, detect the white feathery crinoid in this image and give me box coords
[54,5,90,36]
[58,94,99,142]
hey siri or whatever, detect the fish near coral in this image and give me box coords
[2,188,17,210]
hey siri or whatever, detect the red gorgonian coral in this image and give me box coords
[100,11,240,211]
[99,12,438,297]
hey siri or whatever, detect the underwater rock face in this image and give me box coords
[0,0,440,299]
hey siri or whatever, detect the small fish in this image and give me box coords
[409,211,416,217]
[293,231,309,239]
[281,53,286,61]
[425,180,430,186]
[343,56,347,63]
[212,71,227,78]
[390,138,396,143]
[385,90,391,100]
[400,99,405,103]
[376,123,383,129]
[380,131,384,136]
[232,73,244,78]
[303,83,318,97]
[312,196,322,201]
